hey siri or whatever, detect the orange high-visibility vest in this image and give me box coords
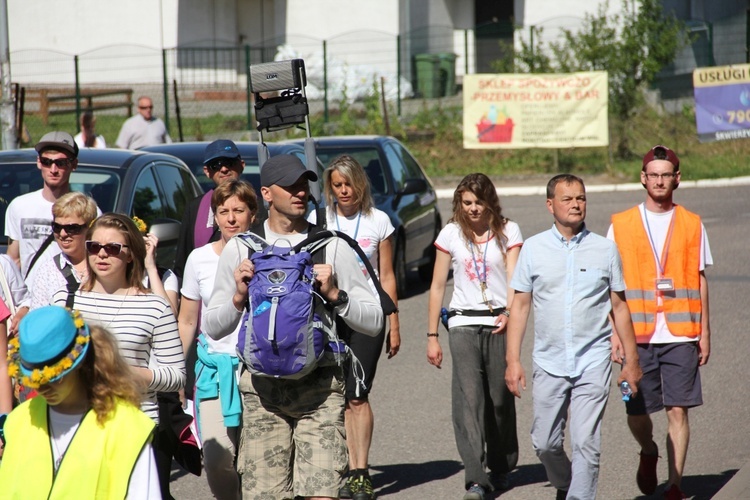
[611,205,702,340]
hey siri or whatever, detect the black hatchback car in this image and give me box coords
[143,141,316,196]
[287,135,441,297]
[0,148,202,269]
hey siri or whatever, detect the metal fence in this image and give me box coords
[8,14,747,147]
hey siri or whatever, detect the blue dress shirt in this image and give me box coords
[510,223,625,377]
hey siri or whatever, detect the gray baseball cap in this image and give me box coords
[35,131,79,158]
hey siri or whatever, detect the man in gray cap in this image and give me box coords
[203,154,384,500]
[3,132,80,333]
[5,131,79,281]
[174,139,245,278]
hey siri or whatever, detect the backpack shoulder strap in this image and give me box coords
[54,253,80,310]
[25,233,55,279]
[296,229,397,315]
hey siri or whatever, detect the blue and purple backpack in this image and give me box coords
[235,228,396,383]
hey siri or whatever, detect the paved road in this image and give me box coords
[171,183,750,499]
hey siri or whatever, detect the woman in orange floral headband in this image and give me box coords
[0,305,160,498]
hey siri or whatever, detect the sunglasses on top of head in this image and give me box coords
[206,158,240,172]
[51,222,86,235]
[39,157,74,168]
[85,241,129,256]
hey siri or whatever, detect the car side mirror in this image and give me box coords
[148,218,181,243]
[393,178,428,208]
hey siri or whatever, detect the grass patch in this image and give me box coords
[20,104,750,183]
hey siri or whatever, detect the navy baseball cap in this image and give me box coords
[203,140,241,165]
[260,154,317,187]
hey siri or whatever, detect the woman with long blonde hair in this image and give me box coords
[426,173,521,499]
[0,306,159,498]
[51,212,184,498]
[311,154,400,499]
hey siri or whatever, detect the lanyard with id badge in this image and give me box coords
[644,207,676,294]
[469,236,496,313]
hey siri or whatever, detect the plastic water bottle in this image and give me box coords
[619,355,633,402]
[440,307,450,331]
[620,381,633,402]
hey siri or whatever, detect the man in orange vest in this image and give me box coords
[609,145,712,500]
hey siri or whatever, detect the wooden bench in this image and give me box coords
[22,87,134,124]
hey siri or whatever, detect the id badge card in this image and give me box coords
[476,289,497,306]
[656,277,674,292]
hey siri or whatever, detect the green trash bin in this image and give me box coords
[414,53,441,99]
[437,53,457,96]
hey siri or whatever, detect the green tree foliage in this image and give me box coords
[493,0,690,156]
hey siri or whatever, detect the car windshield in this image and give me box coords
[313,147,386,195]
[0,163,120,245]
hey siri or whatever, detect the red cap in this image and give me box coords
[642,145,679,170]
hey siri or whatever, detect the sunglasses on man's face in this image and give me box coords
[51,222,86,235]
[39,157,74,168]
[206,159,240,172]
[85,240,129,256]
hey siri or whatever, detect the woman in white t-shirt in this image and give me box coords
[177,179,258,500]
[426,173,522,499]
[310,154,400,498]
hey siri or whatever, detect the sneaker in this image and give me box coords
[489,471,510,491]
[352,475,376,500]
[636,442,659,495]
[339,475,357,499]
[663,484,687,499]
[556,490,568,500]
[463,483,486,500]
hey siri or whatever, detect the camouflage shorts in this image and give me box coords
[236,365,347,499]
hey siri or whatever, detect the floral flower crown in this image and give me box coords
[7,309,90,389]
[132,216,148,234]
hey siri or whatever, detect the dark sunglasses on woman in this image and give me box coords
[85,240,129,256]
[51,222,87,235]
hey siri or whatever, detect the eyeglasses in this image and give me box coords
[85,240,129,256]
[52,222,86,235]
[644,172,677,180]
[138,105,153,110]
[206,159,239,172]
[39,157,74,168]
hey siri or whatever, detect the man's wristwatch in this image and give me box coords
[330,290,349,307]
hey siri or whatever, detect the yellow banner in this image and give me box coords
[463,71,609,149]
[693,63,750,88]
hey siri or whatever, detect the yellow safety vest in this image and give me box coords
[0,396,155,499]
[612,205,702,340]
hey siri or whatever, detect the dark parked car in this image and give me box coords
[0,148,202,269]
[143,141,327,222]
[287,135,441,297]
[143,141,320,195]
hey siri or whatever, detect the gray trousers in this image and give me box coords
[449,325,519,490]
[530,359,611,500]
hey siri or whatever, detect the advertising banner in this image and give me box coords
[463,71,608,149]
[693,63,750,142]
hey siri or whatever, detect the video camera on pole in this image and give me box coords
[248,58,324,227]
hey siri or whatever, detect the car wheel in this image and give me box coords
[394,236,408,299]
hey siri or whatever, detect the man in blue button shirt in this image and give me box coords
[505,174,642,500]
